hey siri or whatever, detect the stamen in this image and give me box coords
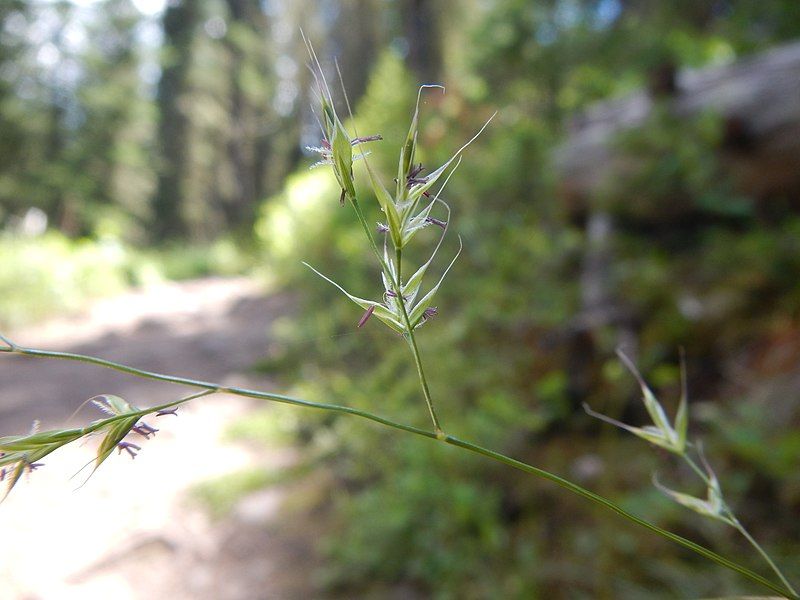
[357,305,376,328]
[117,442,141,459]
[351,134,382,145]
[132,422,158,439]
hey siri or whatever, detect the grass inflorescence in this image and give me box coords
[0,44,796,599]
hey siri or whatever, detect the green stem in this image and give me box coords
[733,518,798,597]
[396,245,402,281]
[682,453,797,595]
[346,194,442,434]
[394,246,443,436]
[83,389,218,434]
[0,341,795,599]
[0,343,435,439]
[348,195,392,275]
[445,435,795,599]
[683,453,710,485]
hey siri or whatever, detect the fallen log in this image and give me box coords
[556,41,800,212]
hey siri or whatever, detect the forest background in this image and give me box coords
[2,0,800,597]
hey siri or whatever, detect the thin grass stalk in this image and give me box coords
[344,192,443,434]
[0,340,794,599]
[393,245,443,436]
[682,452,798,595]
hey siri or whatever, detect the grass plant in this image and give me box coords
[0,50,796,598]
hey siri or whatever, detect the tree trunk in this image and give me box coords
[400,0,442,82]
[555,41,800,215]
[153,0,201,240]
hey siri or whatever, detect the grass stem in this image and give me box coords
[681,451,796,594]
[0,339,795,599]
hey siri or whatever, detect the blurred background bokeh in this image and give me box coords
[1,0,800,598]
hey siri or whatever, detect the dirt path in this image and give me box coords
[0,278,316,599]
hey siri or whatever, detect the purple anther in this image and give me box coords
[132,422,158,439]
[357,305,376,328]
[28,462,44,472]
[117,442,141,459]
[156,407,179,417]
[321,139,331,150]
[408,163,425,178]
[376,222,389,233]
[350,134,382,145]
[385,290,397,298]
[423,307,439,320]
[425,217,447,229]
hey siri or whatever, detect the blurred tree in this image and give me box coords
[221,0,273,231]
[154,0,296,241]
[74,0,155,239]
[153,0,202,239]
[252,1,800,597]
[399,0,442,81]
[0,1,89,233]
[0,1,32,225]
[1,1,799,592]
[327,0,381,104]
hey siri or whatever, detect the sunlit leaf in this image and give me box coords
[304,262,404,332]
[408,237,462,327]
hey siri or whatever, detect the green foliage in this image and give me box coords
[320,447,517,598]
[0,389,191,499]
[251,9,800,596]
[191,467,280,518]
[143,238,256,281]
[0,232,135,328]
[608,108,751,221]
[3,0,800,596]
[253,53,595,596]
[0,231,255,329]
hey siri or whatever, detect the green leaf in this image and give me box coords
[319,95,337,140]
[304,262,404,332]
[93,416,140,473]
[106,394,135,415]
[402,201,451,305]
[583,403,682,453]
[85,395,141,474]
[401,201,435,245]
[331,120,355,198]
[0,434,71,500]
[363,163,402,248]
[400,160,459,245]
[2,461,27,500]
[406,113,496,204]
[317,92,356,199]
[397,85,444,201]
[616,350,679,448]
[408,237,462,327]
[653,474,734,525]
[675,352,689,452]
[0,428,83,451]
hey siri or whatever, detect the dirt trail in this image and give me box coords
[0,277,316,600]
